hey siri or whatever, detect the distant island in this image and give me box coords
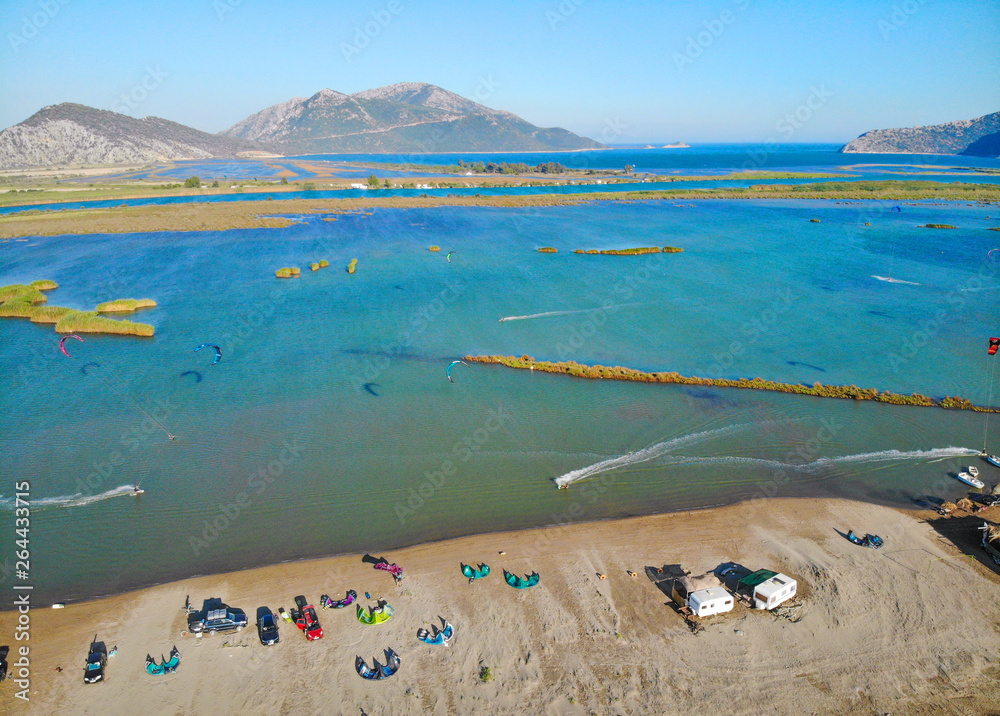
[840,111,999,157]
[662,142,690,149]
[0,83,602,169]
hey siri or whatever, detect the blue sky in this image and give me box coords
[1,0,997,143]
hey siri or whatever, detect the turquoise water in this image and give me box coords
[2,198,1000,602]
[293,144,1000,173]
[6,172,1000,218]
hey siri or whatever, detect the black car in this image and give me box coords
[83,636,107,684]
[187,598,248,635]
[256,606,279,645]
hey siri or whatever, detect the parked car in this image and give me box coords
[256,607,280,645]
[293,595,323,641]
[187,598,247,635]
[83,636,108,684]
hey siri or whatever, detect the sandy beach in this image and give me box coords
[3,497,999,715]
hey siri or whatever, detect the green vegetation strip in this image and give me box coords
[2,181,998,239]
[571,246,682,255]
[0,281,154,336]
[464,355,998,413]
[96,298,157,312]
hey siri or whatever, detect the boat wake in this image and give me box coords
[872,275,921,286]
[554,444,979,488]
[500,304,639,323]
[0,485,139,511]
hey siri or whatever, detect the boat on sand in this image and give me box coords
[957,471,985,490]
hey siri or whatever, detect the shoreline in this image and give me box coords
[5,497,999,714]
[8,493,882,607]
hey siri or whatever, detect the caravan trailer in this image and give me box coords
[752,573,797,610]
[687,587,735,617]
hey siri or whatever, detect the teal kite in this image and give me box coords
[503,570,539,589]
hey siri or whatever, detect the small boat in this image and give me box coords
[980,449,1000,467]
[969,466,979,478]
[957,471,985,490]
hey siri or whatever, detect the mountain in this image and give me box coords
[221,82,603,153]
[960,131,1000,159]
[0,103,269,170]
[840,112,1000,155]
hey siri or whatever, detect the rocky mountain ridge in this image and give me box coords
[840,112,1000,156]
[0,103,267,170]
[221,82,602,153]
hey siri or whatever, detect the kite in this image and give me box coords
[447,360,468,383]
[194,344,222,365]
[59,334,83,357]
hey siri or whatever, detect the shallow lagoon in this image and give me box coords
[2,198,998,601]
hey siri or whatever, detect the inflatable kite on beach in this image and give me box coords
[503,570,540,589]
[447,360,469,383]
[320,590,357,609]
[374,561,403,582]
[59,334,83,357]
[417,617,454,646]
[145,646,180,676]
[355,649,400,680]
[194,343,222,365]
[357,603,394,625]
[461,563,490,582]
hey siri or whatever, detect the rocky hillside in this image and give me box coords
[840,111,1000,155]
[960,131,1000,158]
[222,82,602,153]
[0,103,268,170]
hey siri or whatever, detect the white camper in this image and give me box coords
[687,587,735,617]
[752,573,797,610]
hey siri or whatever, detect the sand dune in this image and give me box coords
[5,498,1000,715]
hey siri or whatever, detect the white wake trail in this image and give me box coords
[553,422,755,488]
[872,275,921,286]
[656,446,979,472]
[0,485,139,510]
[555,443,979,489]
[500,303,640,323]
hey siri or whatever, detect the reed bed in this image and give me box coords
[464,355,999,413]
[2,181,997,239]
[96,298,157,312]
[55,310,154,336]
[29,305,75,323]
